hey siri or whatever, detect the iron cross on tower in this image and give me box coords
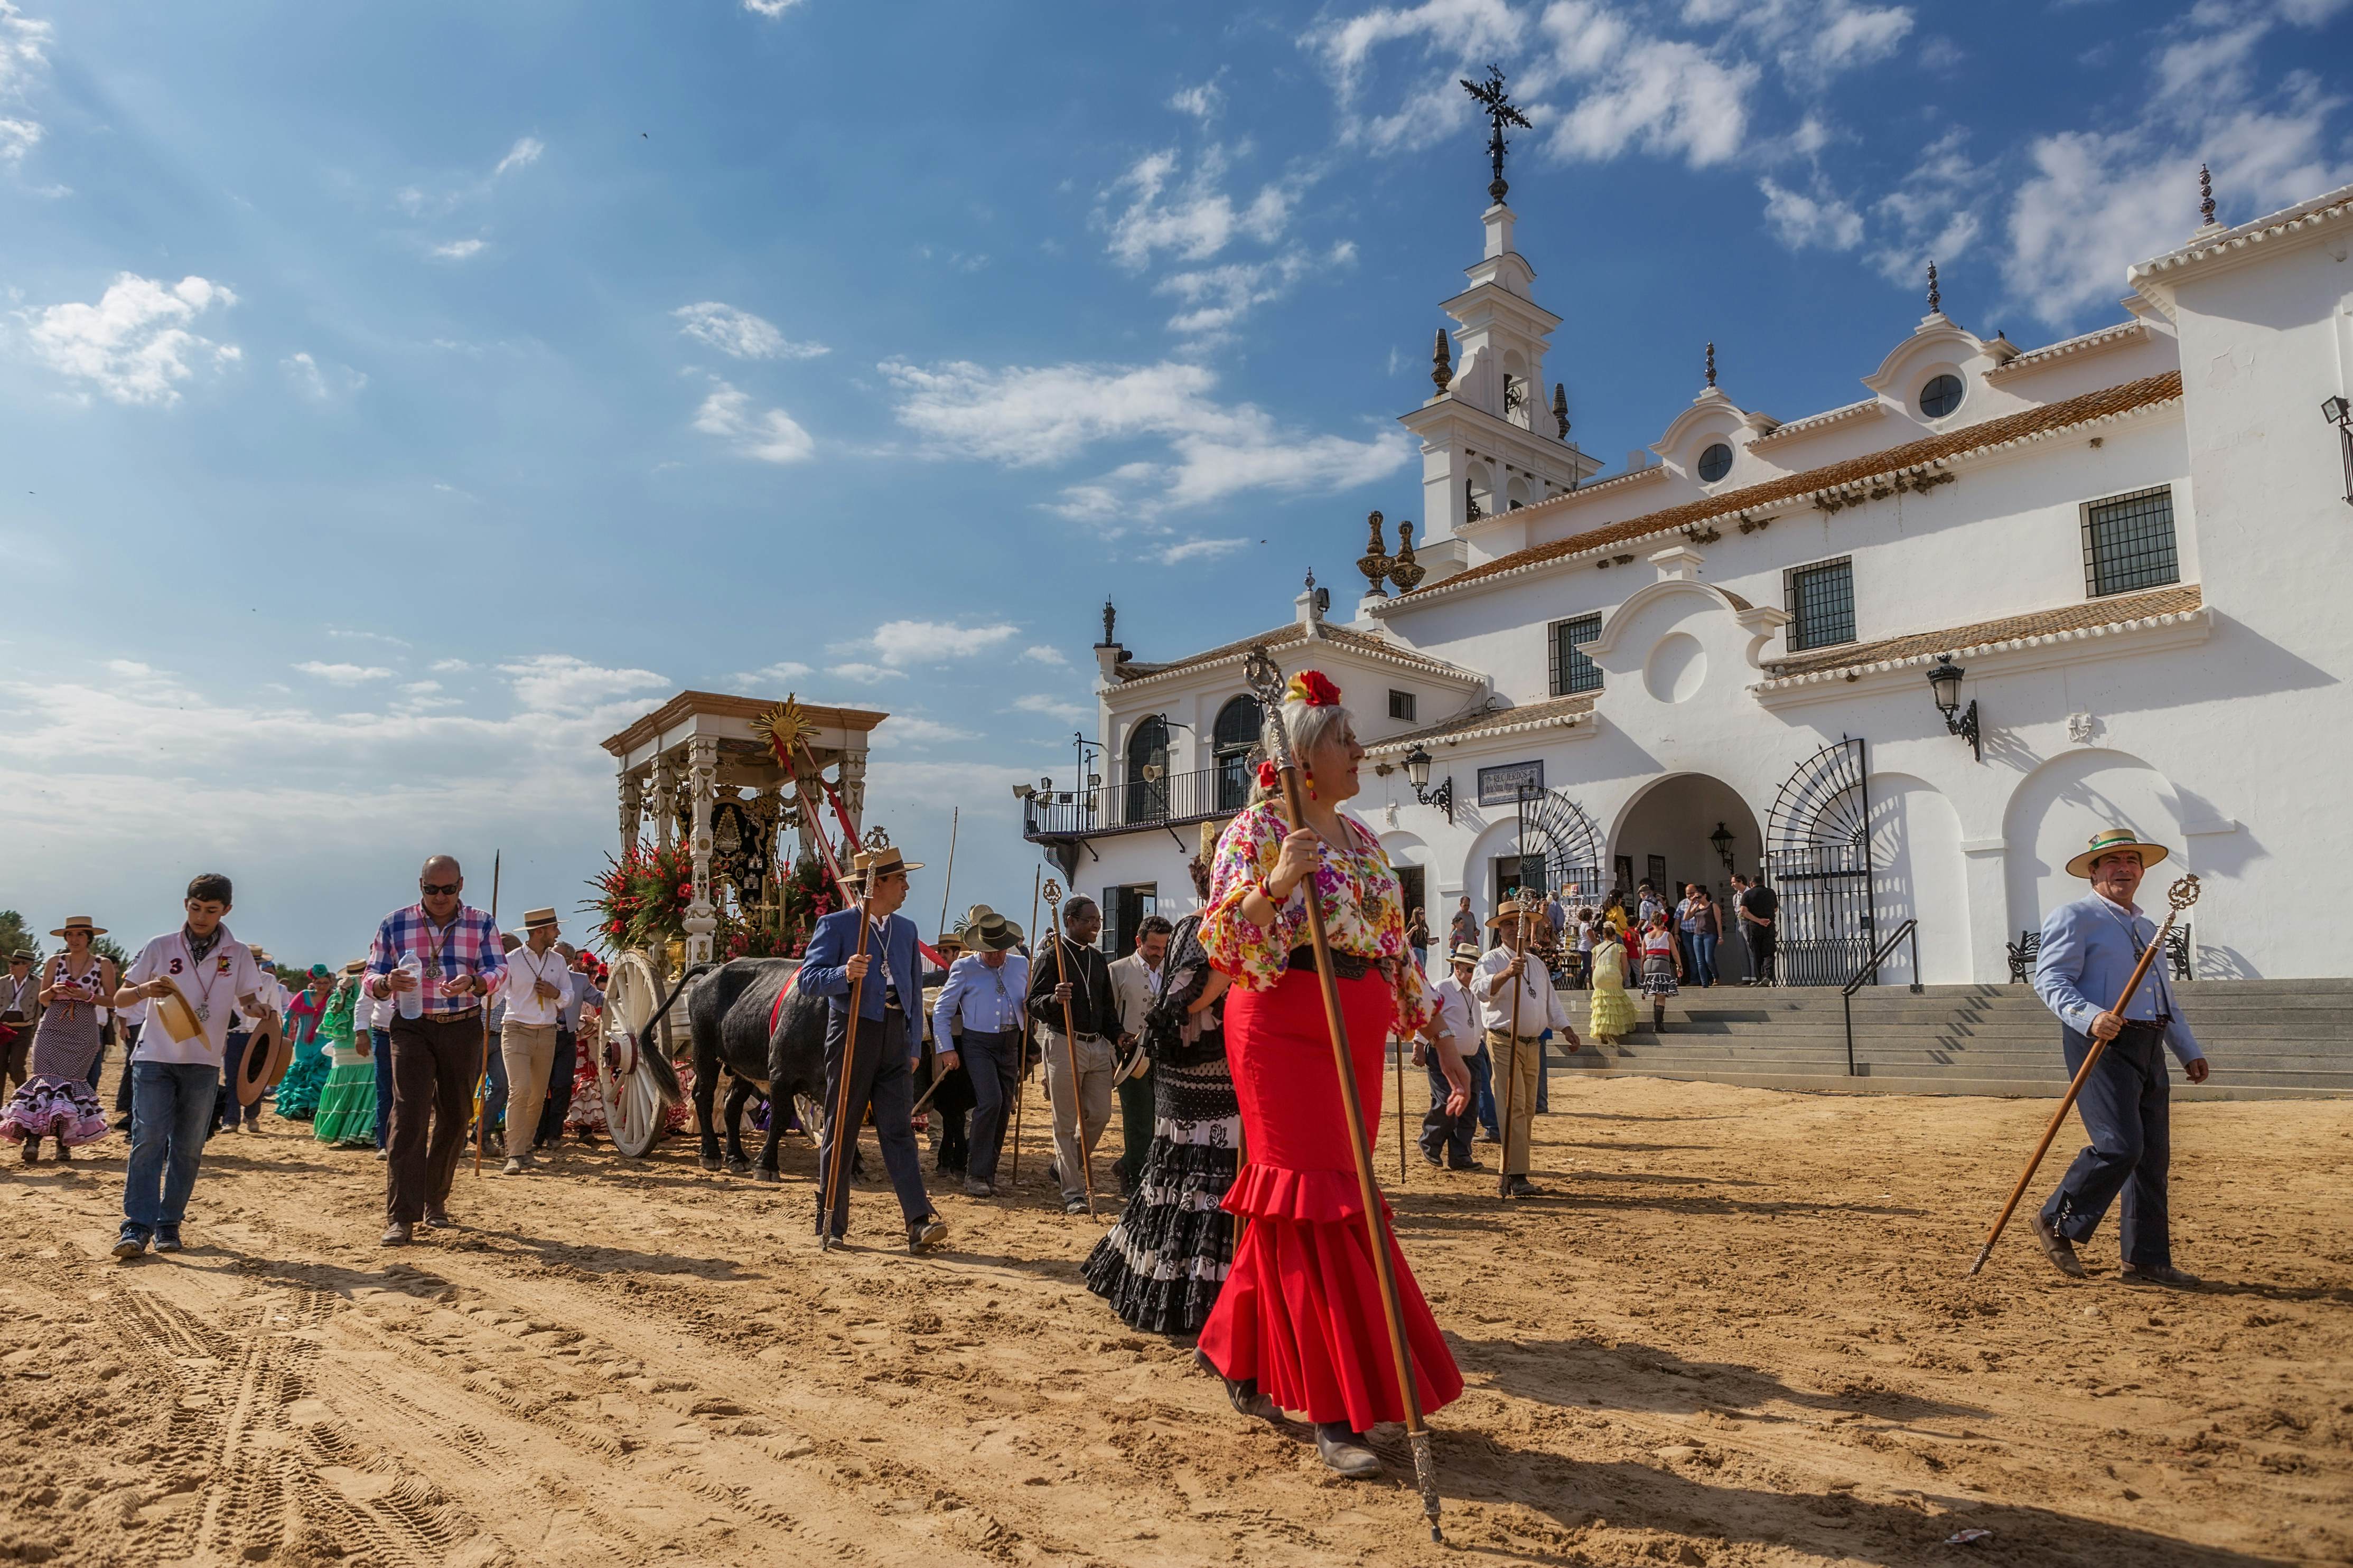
[1460,65,1531,204]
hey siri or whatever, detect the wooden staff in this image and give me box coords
[936,807,959,940]
[1968,874,2200,1276]
[1012,865,1041,1186]
[474,849,501,1176]
[818,859,876,1252]
[1042,880,1098,1219]
[1242,647,1442,1542]
[1496,794,1532,1201]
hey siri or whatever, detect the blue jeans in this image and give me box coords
[1690,933,1718,987]
[371,1028,394,1149]
[1470,1047,1498,1139]
[124,1061,220,1237]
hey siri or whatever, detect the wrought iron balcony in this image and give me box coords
[1022,760,1254,842]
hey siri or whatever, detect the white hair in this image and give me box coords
[1254,697,1355,801]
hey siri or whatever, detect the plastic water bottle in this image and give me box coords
[396,951,425,1020]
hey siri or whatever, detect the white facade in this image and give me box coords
[1032,184,2353,984]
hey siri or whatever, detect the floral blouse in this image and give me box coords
[1201,801,1433,1035]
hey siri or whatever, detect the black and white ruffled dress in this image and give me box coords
[1084,915,1239,1337]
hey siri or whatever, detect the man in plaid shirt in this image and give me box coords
[363,855,507,1246]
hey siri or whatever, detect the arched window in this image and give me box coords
[1124,716,1171,824]
[1213,695,1262,811]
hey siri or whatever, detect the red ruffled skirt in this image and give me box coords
[1195,966,1462,1430]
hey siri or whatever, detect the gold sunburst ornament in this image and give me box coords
[750,697,818,770]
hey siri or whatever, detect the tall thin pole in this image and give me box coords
[1497,793,1528,1200]
[1012,865,1041,1186]
[475,849,502,1176]
[1243,648,1442,1541]
[935,808,960,940]
[1043,881,1098,1219]
[819,868,874,1252]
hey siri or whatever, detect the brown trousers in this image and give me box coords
[386,1011,484,1224]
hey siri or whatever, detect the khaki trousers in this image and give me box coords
[1486,1030,1545,1178]
[1042,1029,1115,1203]
[500,1021,559,1155]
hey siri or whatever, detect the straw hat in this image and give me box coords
[48,915,106,938]
[2065,827,2172,879]
[522,906,560,930]
[1447,941,1482,966]
[7,950,32,964]
[847,845,925,883]
[1484,897,1537,930]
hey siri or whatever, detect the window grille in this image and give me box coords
[1388,689,1416,721]
[1784,557,1856,653]
[1548,613,1603,696]
[2082,485,2179,598]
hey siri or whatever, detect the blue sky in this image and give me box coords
[3,0,2346,959]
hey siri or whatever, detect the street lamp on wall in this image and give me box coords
[1708,821,1735,873]
[2325,395,2352,506]
[1402,744,1455,824]
[1927,654,1982,761]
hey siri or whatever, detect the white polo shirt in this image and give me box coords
[499,943,575,1028]
[123,928,267,1067]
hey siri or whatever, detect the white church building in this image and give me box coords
[1023,178,2353,989]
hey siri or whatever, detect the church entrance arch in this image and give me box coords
[1764,738,1874,988]
[1610,772,1763,980]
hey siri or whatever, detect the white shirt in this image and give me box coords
[1474,945,1571,1037]
[1106,950,1168,1043]
[499,942,574,1028]
[352,983,394,1031]
[124,927,267,1066]
[1430,972,1480,1054]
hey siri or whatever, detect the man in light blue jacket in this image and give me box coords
[2029,827,2208,1287]
[798,844,947,1253]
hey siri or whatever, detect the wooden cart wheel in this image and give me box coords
[598,951,677,1158]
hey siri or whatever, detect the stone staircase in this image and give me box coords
[1544,979,2353,1099]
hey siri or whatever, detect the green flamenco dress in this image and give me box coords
[311,979,377,1148]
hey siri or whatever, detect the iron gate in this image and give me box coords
[1517,786,1607,906]
[1763,737,1876,987]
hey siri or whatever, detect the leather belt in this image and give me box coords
[425,1006,483,1022]
[1288,946,1373,981]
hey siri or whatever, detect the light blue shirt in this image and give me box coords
[799,907,921,1024]
[931,952,1031,1040]
[2032,893,2202,1066]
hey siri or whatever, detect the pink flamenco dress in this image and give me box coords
[1192,803,1463,1432]
[1,957,114,1158]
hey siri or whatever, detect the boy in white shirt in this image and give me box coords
[111,873,268,1259]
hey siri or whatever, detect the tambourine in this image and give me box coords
[236,1009,282,1105]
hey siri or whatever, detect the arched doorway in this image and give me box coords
[1125,716,1170,824]
[1611,773,1764,981]
[1211,695,1260,812]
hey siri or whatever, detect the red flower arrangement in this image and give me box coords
[1286,669,1342,707]
[586,841,698,953]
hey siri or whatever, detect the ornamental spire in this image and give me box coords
[1458,65,1531,205]
[1552,381,1570,440]
[1431,327,1453,392]
[1704,341,1717,390]
[2199,161,2217,227]
[1926,258,1941,315]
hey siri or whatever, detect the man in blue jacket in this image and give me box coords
[798,844,948,1253]
[2030,827,2208,1287]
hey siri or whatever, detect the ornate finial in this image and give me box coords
[2199,162,2216,226]
[1431,328,1453,393]
[1704,341,1717,389]
[1926,258,1940,314]
[1100,596,1116,647]
[1459,64,1530,205]
[1388,521,1425,592]
[1304,567,1316,592]
[1357,510,1395,594]
[1552,381,1570,440]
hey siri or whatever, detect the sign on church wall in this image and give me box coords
[1477,760,1544,805]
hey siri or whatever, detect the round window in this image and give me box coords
[1919,373,1965,419]
[1697,442,1733,483]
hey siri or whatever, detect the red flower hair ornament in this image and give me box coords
[1286,669,1342,708]
[1255,759,1280,791]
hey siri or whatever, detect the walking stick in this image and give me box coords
[1243,649,1443,1542]
[1012,865,1041,1186]
[1968,875,2200,1276]
[1042,880,1099,1219]
[475,849,501,1176]
[818,863,876,1252]
[1496,793,1530,1201]
[1396,1029,1408,1182]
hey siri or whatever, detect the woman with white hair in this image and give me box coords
[1192,669,1467,1480]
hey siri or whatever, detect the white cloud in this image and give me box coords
[494,136,544,177]
[881,357,1409,519]
[1021,644,1068,666]
[1170,79,1224,120]
[0,114,36,165]
[875,715,978,749]
[0,1,50,165]
[431,238,485,260]
[1539,3,1759,168]
[328,627,410,648]
[23,274,240,406]
[848,620,1022,669]
[1156,247,1349,340]
[673,302,829,361]
[742,0,805,14]
[429,659,472,673]
[294,661,393,685]
[826,662,905,685]
[1012,693,1090,723]
[400,680,441,695]
[1102,145,1298,268]
[693,381,815,463]
[282,350,368,401]
[1867,128,1988,285]
[1304,0,1526,153]
[732,660,813,687]
[1157,537,1251,565]
[1758,174,1863,250]
[497,654,668,712]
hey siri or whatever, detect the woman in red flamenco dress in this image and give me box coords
[1193,669,1472,1479]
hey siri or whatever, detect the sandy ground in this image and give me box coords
[1,1067,2347,1568]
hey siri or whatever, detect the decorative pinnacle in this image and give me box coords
[1431,328,1453,393]
[1552,381,1570,440]
[1100,596,1116,647]
[1388,521,1426,592]
[1459,64,1530,205]
[1927,259,1940,314]
[2199,162,2216,226]
[1704,341,1717,389]
[1357,509,1395,594]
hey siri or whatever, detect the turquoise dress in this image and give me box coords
[273,989,331,1120]
[311,981,376,1146]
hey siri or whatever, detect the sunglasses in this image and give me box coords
[420,881,460,896]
